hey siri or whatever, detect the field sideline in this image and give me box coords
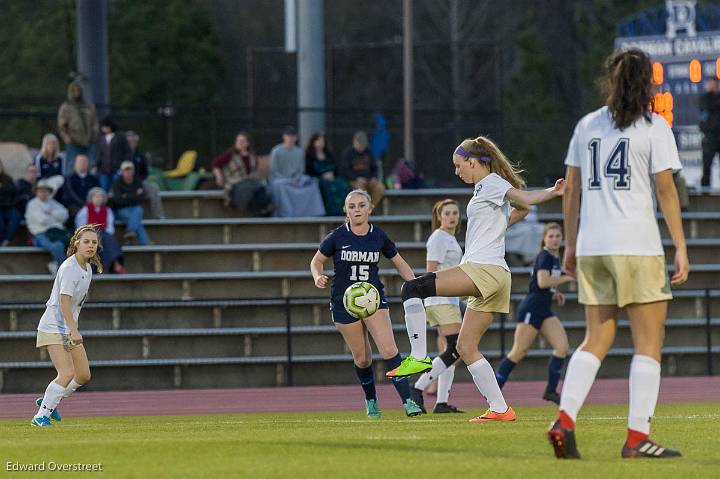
[1,403,719,478]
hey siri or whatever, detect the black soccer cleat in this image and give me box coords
[542,390,561,405]
[410,387,427,414]
[547,420,581,459]
[621,439,682,459]
[432,402,464,414]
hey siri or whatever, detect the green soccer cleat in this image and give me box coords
[385,356,432,378]
[31,416,53,427]
[404,398,424,417]
[36,397,61,422]
[365,399,382,419]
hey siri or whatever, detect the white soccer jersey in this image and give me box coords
[38,255,93,334]
[424,229,463,307]
[461,173,513,271]
[565,107,681,256]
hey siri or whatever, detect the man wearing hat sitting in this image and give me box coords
[25,180,71,274]
[110,161,151,245]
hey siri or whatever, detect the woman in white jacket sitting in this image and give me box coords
[25,180,70,274]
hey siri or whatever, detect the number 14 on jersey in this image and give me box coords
[588,138,631,190]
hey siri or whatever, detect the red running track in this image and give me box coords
[1,377,719,419]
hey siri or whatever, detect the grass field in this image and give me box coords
[1,402,718,478]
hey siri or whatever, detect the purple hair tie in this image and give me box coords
[454,145,491,163]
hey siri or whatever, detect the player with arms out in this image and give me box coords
[548,48,689,459]
[495,222,575,404]
[32,225,102,426]
[310,190,423,418]
[410,199,465,414]
[388,136,565,423]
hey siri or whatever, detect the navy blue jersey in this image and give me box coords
[319,223,397,303]
[518,249,561,316]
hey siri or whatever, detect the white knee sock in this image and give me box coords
[35,381,66,418]
[403,298,427,360]
[414,356,449,391]
[63,379,83,398]
[628,354,661,435]
[467,358,508,413]
[559,350,602,423]
[437,365,456,404]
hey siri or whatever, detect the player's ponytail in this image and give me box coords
[602,48,654,130]
[457,136,526,189]
[67,224,104,273]
[431,199,460,234]
[540,222,562,249]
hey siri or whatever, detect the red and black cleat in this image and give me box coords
[547,420,581,459]
[621,439,681,459]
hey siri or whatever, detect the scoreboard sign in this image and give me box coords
[616,0,720,187]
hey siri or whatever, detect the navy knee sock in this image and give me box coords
[385,354,410,403]
[546,355,565,393]
[354,365,376,400]
[495,357,516,389]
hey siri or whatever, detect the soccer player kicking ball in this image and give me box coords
[387,136,565,423]
[32,225,102,426]
[310,190,423,419]
[548,48,689,459]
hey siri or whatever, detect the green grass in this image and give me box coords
[1,403,719,478]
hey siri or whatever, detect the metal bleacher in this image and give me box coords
[0,189,718,392]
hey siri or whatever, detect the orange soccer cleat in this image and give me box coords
[468,406,516,423]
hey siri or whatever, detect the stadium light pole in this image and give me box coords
[76,0,110,117]
[403,0,414,164]
[296,0,326,146]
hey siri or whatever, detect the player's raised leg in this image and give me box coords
[389,266,478,377]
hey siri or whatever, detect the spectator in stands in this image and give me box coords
[57,81,98,173]
[76,187,127,274]
[34,133,66,199]
[110,161,150,245]
[35,134,65,178]
[63,154,100,219]
[269,126,325,217]
[0,160,20,246]
[25,180,71,274]
[700,76,720,188]
[211,131,271,214]
[305,132,349,216]
[340,130,385,206]
[126,131,165,219]
[96,116,131,191]
[15,164,39,217]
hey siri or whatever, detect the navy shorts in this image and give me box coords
[330,298,389,324]
[516,308,555,330]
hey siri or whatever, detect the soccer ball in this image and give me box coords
[343,282,381,319]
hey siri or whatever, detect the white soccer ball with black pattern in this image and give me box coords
[343,282,381,319]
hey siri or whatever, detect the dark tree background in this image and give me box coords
[0,0,676,184]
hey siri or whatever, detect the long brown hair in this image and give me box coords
[601,48,654,130]
[457,136,526,189]
[431,199,460,235]
[67,225,103,273]
[540,222,562,249]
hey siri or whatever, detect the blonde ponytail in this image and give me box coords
[457,136,526,189]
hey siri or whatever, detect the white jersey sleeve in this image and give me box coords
[564,125,582,168]
[426,232,447,263]
[649,117,682,174]
[479,174,513,206]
